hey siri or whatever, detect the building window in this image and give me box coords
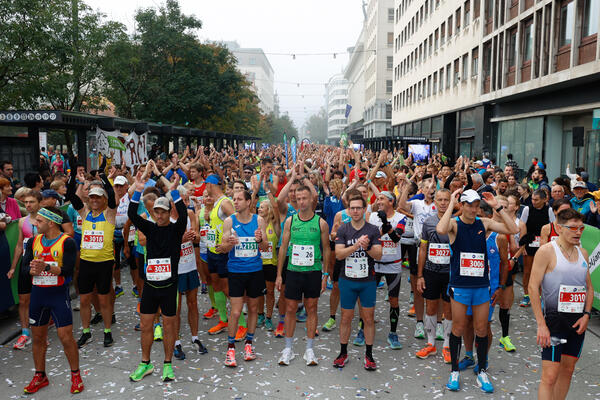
[474,0,480,17]
[583,0,599,37]
[471,47,479,75]
[387,56,393,69]
[456,9,461,30]
[441,22,446,44]
[523,21,533,62]
[508,28,517,67]
[446,63,451,88]
[388,8,395,22]
[436,0,440,8]
[462,53,469,80]
[388,32,394,47]
[429,34,433,55]
[435,29,439,49]
[249,57,256,65]
[454,59,460,85]
[439,68,444,91]
[386,104,392,119]
[465,0,471,25]
[433,71,438,92]
[425,0,429,18]
[386,80,393,93]
[448,16,453,36]
[559,1,575,47]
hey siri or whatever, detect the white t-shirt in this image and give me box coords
[368,211,405,273]
[410,199,437,240]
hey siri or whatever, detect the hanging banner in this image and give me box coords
[96,127,148,168]
[291,136,297,164]
[581,224,600,310]
[340,132,348,148]
[283,132,288,168]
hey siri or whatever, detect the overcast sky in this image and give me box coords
[88,0,365,130]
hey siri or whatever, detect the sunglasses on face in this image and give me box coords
[560,224,585,233]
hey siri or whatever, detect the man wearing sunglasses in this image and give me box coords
[529,208,592,400]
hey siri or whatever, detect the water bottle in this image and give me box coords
[550,336,567,346]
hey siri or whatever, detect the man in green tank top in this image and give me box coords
[276,185,330,366]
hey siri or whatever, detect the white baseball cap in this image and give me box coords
[460,189,481,203]
[113,176,128,186]
[153,197,171,211]
[571,180,587,190]
[88,187,107,198]
[375,171,387,179]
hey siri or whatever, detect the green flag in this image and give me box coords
[580,224,600,310]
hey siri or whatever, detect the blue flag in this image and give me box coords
[291,137,297,164]
[345,104,352,118]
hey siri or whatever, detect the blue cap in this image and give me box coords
[41,189,60,200]
[205,174,221,185]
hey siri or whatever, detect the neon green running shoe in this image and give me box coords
[499,336,516,352]
[154,324,163,341]
[129,362,154,382]
[322,317,336,332]
[162,363,175,382]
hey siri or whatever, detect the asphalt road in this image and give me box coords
[2,273,600,399]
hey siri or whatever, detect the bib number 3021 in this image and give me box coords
[146,258,172,281]
[459,252,485,277]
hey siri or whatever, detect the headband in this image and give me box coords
[381,191,396,203]
[38,208,62,225]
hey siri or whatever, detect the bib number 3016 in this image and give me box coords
[459,252,485,277]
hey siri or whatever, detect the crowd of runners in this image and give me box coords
[2,142,597,398]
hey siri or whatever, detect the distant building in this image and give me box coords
[344,26,367,141]
[225,41,275,114]
[326,73,349,145]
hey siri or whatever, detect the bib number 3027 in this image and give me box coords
[292,244,314,266]
[459,252,485,277]
[146,258,172,281]
[558,285,586,313]
[428,243,450,264]
[345,257,368,278]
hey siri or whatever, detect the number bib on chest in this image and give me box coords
[82,230,104,250]
[428,243,450,264]
[200,227,208,245]
[32,262,58,286]
[381,236,398,256]
[261,242,273,260]
[550,236,558,242]
[146,258,172,281]
[558,285,586,313]
[459,252,485,277]
[206,229,216,248]
[234,237,258,258]
[530,236,541,248]
[180,242,194,264]
[404,219,414,236]
[292,244,314,266]
[345,256,368,278]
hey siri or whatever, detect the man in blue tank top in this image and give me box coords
[437,189,518,393]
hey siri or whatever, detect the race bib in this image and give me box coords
[23,238,30,250]
[76,216,82,229]
[128,226,136,241]
[207,229,216,248]
[82,230,104,250]
[551,236,558,242]
[530,236,541,248]
[404,219,414,235]
[234,237,258,258]
[146,258,172,281]
[459,252,485,277]
[200,227,208,245]
[292,244,314,266]
[428,243,451,264]
[261,242,273,260]
[558,285,586,313]
[180,241,194,264]
[32,262,58,286]
[345,256,368,278]
[381,237,398,256]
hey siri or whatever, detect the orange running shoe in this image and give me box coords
[235,326,248,342]
[274,322,285,338]
[208,320,228,335]
[407,305,416,318]
[24,373,49,394]
[416,343,437,359]
[442,347,451,364]
[243,343,256,361]
[224,348,237,367]
[203,307,218,319]
[70,371,84,394]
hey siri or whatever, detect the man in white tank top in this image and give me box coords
[529,208,593,400]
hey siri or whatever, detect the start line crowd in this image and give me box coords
[2,143,598,399]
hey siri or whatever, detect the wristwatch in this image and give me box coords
[495,205,504,213]
[584,310,592,317]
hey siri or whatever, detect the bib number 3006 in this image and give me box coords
[459,252,485,277]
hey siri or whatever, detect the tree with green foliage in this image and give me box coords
[304,107,328,144]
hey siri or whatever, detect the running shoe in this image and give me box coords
[322,317,336,332]
[235,326,248,342]
[364,356,377,371]
[132,287,140,297]
[296,308,307,322]
[203,307,218,319]
[333,353,349,368]
[90,312,103,325]
[387,332,403,349]
[134,323,141,331]
[477,371,494,393]
[407,305,416,318]
[519,296,531,307]
[442,347,451,364]
[304,348,318,366]
[129,362,154,382]
[274,322,285,338]
[458,354,475,370]
[414,321,425,339]
[265,318,274,331]
[194,338,208,354]
[257,314,265,328]
[24,373,49,394]
[162,363,175,382]
[353,329,365,346]
[13,334,31,350]
[77,332,92,348]
[278,347,294,365]
[377,280,385,288]
[224,348,237,367]
[474,359,489,375]
[70,370,84,394]
[72,298,80,311]
[416,343,437,359]
[201,283,208,294]
[115,286,124,298]
[436,323,444,341]
[409,291,414,303]
[499,336,516,352]
[104,331,114,347]
[154,324,163,341]
[243,343,256,361]
[208,320,228,335]
[446,371,460,391]
[174,344,186,360]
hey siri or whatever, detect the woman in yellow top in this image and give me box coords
[257,199,280,331]
[66,161,117,349]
